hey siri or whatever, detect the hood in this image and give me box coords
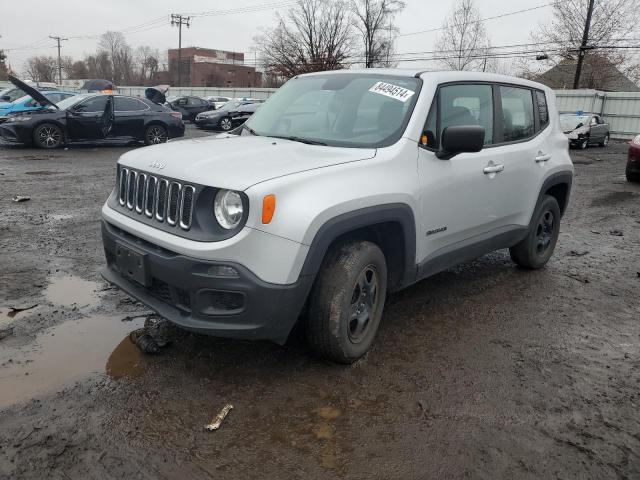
[145,85,168,105]
[8,75,58,110]
[118,135,376,191]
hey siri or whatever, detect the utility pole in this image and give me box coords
[49,35,68,85]
[573,0,595,89]
[170,14,191,87]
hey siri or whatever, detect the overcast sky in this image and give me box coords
[1,0,553,74]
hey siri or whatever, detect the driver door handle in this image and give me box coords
[535,153,551,163]
[483,164,504,174]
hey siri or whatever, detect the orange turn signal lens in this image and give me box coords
[262,195,276,224]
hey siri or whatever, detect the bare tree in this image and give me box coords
[525,0,640,84]
[67,60,89,79]
[136,46,160,84]
[351,0,404,68]
[24,56,58,82]
[255,0,354,79]
[435,0,490,71]
[98,31,136,83]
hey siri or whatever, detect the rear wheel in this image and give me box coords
[219,117,233,131]
[510,195,561,269]
[627,167,640,183]
[600,134,610,147]
[33,123,63,149]
[306,241,387,364]
[144,124,168,146]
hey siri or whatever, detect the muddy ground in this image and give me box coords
[0,129,639,479]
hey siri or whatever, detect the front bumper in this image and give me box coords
[0,124,30,144]
[195,116,220,127]
[101,221,314,344]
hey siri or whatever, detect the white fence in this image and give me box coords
[2,80,638,139]
[555,90,640,139]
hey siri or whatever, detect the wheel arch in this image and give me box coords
[32,120,67,145]
[539,171,573,216]
[299,203,417,291]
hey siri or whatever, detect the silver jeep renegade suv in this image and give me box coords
[101,70,573,363]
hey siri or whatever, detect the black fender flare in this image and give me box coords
[299,203,417,288]
[536,170,573,217]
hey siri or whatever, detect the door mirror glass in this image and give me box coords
[1,95,10,102]
[436,125,485,160]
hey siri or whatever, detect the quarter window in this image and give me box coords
[500,86,535,142]
[440,84,494,145]
[535,91,549,129]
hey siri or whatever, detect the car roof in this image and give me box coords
[298,68,551,92]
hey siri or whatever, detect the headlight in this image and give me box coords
[633,135,640,145]
[214,189,244,230]
[8,115,32,123]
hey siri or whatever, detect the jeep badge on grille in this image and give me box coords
[149,161,166,170]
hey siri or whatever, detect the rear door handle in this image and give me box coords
[535,153,551,163]
[483,164,504,174]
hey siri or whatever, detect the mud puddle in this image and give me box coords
[0,315,147,409]
[45,275,101,308]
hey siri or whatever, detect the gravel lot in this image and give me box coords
[0,128,639,479]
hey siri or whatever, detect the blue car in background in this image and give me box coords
[0,91,76,124]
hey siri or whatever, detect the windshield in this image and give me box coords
[245,74,421,148]
[56,94,91,110]
[560,114,590,131]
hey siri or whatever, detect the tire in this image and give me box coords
[600,134,609,147]
[144,124,168,146]
[578,137,588,149]
[33,123,63,149]
[627,167,640,183]
[219,117,233,131]
[509,195,561,269]
[305,241,388,364]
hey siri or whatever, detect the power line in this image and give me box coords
[399,1,568,38]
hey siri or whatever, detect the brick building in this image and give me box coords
[166,47,262,88]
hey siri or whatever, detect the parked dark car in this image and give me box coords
[194,100,259,131]
[627,134,640,182]
[167,95,214,122]
[560,113,610,149]
[0,77,184,149]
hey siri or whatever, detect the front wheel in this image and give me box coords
[33,123,63,149]
[144,124,168,146]
[510,195,561,269]
[219,117,233,131]
[305,241,387,364]
[578,138,588,149]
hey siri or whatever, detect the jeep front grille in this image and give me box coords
[117,167,195,230]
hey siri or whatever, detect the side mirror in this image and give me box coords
[1,95,10,102]
[436,125,485,160]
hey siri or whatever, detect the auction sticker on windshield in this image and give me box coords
[369,82,415,102]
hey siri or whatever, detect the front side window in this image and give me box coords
[500,86,535,142]
[440,84,494,145]
[75,96,108,113]
[536,91,549,129]
[245,74,421,148]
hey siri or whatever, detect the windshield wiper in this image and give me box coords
[242,124,260,136]
[268,135,327,146]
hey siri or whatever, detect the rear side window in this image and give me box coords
[115,97,147,112]
[440,84,494,145]
[500,86,535,142]
[535,91,549,129]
